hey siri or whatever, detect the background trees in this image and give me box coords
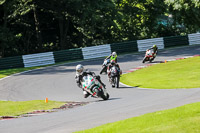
[165,0,200,34]
[0,0,199,58]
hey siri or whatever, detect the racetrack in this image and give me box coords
[1,45,200,133]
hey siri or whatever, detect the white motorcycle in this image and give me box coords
[100,59,110,74]
[81,74,109,100]
[142,49,156,63]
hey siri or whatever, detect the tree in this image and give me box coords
[0,0,19,57]
[114,0,166,40]
[165,0,200,33]
[2,0,194,58]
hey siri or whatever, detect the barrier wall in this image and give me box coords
[22,52,55,67]
[0,56,24,70]
[137,38,164,52]
[0,33,199,69]
[110,41,138,54]
[53,48,83,63]
[82,44,111,60]
[188,33,200,45]
[164,35,189,48]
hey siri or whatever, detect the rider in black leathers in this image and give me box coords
[75,64,106,98]
[107,60,121,87]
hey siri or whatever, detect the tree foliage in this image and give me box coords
[165,0,200,33]
[0,0,199,57]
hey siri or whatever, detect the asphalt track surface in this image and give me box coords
[0,45,200,133]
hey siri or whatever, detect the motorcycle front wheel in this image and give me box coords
[97,89,109,100]
[100,66,107,74]
[142,57,147,63]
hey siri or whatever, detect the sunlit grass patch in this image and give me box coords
[0,100,65,116]
[121,56,200,89]
[76,102,200,133]
[0,67,41,79]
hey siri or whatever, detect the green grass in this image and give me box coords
[0,100,65,117]
[0,59,85,79]
[0,67,41,79]
[121,56,200,89]
[75,102,200,133]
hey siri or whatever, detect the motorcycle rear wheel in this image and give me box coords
[111,77,115,88]
[149,57,155,62]
[116,76,120,88]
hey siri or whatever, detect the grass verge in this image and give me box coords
[0,100,65,117]
[121,56,200,89]
[0,59,84,79]
[0,67,41,79]
[75,102,200,133]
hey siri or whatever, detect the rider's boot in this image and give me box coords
[96,75,106,89]
[112,84,115,88]
[101,83,106,89]
[83,91,90,98]
[99,80,106,89]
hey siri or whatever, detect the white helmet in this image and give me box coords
[76,64,84,74]
[112,52,116,57]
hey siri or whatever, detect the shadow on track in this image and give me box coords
[96,97,121,102]
[117,86,141,89]
[148,61,165,64]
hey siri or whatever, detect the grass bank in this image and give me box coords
[0,100,65,117]
[0,58,84,79]
[121,56,200,89]
[76,102,200,133]
[0,67,41,79]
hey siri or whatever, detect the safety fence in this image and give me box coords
[0,56,24,70]
[137,37,164,52]
[164,35,189,48]
[53,48,83,63]
[110,41,138,54]
[0,33,200,70]
[188,33,200,45]
[22,52,55,68]
[82,44,111,60]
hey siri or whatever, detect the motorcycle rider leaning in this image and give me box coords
[107,60,121,86]
[147,45,158,58]
[105,51,118,63]
[75,64,106,98]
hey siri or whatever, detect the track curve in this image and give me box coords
[1,45,200,133]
